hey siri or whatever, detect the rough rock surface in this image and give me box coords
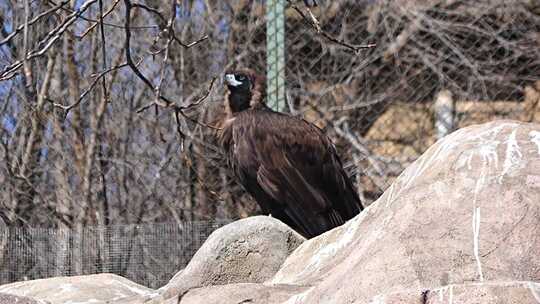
[0,292,49,304]
[269,120,540,303]
[1,121,539,304]
[0,274,153,304]
[179,283,307,304]
[368,281,540,303]
[159,215,305,300]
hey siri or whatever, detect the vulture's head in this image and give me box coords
[224,68,265,114]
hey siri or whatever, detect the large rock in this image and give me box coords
[269,120,540,302]
[178,121,539,303]
[159,216,305,301]
[0,293,49,304]
[0,274,154,304]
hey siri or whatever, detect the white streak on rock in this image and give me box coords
[399,141,443,195]
[101,277,150,298]
[65,300,100,304]
[59,283,77,294]
[304,215,360,271]
[499,129,523,183]
[112,279,149,295]
[384,183,396,207]
[472,207,484,281]
[470,122,516,141]
[530,131,540,155]
[470,142,487,240]
[455,140,500,172]
[438,286,445,301]
[435,284,454,304]
[276,209,379,284]
[282,287,315,304]
[529,282,540,303]
[367,294,386,304]
[478,143,499,170]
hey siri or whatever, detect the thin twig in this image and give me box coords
[179,77,218,110]
[136,77,218,116]
[49,0,158,31]
[0,0,70,46]
[132,2,166,21]
[80,0,121,38]
[132,2,209,50]
[306,6,321,33]
[182,153,227,201]
[123,0,216,130]
[173,35,209,48]
[286,0,376,53]
[151,0,178,139]
[98,0,109,103]
[22,0,33,88]
[0,0,98,81]
[48,61,135,112]
[124,0,168,103]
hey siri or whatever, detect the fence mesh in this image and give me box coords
[0,0,538,289]
[281,0,540,202]
[0,220,231,288]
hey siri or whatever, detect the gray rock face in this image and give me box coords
[367,281,540,304]
[0,274,153,304]
[159,216,305,300]
[180,283,307,304]
[0,293,49,304]
[270,120,540,303]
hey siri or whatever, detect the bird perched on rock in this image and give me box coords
[219,68,363,238]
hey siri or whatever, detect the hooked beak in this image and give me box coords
[225,74,242,87]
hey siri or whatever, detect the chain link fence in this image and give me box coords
[280,0,540,202]
[0,0,538,289]
[0,220,230,288]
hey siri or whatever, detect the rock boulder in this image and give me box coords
[270,120,540,303]
[159,215,305,300]
[0,292,49,304]
[0,274,153,304]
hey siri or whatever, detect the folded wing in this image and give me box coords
[229,110,363,238]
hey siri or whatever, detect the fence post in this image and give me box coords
[266,0,286,112]
[0,218,7,283]
[434,89,455,139]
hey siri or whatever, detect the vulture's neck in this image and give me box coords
[227,91,252,114]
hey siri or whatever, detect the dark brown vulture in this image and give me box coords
[220,68,363,238]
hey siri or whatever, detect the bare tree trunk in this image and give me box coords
[194,144,211,218]
[14,48,57,225]
[97,143,111,273]
[64,30,87,178]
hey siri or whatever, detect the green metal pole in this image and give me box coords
[266,0,286,112]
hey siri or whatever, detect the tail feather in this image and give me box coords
[327,209,345,228]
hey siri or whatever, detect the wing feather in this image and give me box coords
[225,109,362,238]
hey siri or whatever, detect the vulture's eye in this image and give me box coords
[236,75,246,81]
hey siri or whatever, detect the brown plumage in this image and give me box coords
[220,68,363,238]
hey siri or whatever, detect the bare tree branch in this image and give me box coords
[0,0,70,46]
[286,0,376,53]
[0,0,98,81]
[97,0,109,102]
[80,0,121,38]
[47,60,134,112]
